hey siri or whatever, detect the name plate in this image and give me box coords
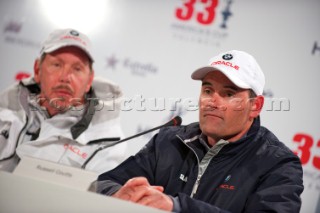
[13,156,98,191]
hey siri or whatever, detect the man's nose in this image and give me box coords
[58,67,71,83]
[205,94,226,111]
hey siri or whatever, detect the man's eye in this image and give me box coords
[204,88,211,94]
[225,91,236,97]
[75,67,81,71]
[52,62,61,68]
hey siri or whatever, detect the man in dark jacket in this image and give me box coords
[96,50,304,213]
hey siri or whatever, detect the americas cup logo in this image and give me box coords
[172,0,234,47]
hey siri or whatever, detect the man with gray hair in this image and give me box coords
[0,28,127,174]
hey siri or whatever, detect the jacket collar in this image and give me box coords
[70,88,96,139]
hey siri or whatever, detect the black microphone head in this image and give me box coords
[172,116,182,126]
[164,116,182,127]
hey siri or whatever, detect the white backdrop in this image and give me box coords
[0,0,319,212]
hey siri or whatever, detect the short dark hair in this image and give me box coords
[249,89,257,99]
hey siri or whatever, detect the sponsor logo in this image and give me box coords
[64,144,88,159]
[3,21,41,49]
[292,133,320,192]
[219,184,235,190]
[221,0,233,29]
[180,174,188,182]
[293,133,320,171]
[211,60,239,70]
[70,30,79,36]
[4,21,22,33]
[222,53,233,60]
[106,55,118,70]
[123,58,157,76]
[224,174,231,182]
[105,54,158,77]
[61,35,87,46]
[217,174,235,190]
[171,0,233,47]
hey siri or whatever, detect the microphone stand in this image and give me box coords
[81,116,182,169]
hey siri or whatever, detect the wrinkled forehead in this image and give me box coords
[44,46,92,64]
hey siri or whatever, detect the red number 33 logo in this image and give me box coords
[293,133,320,170]
[175,0,219,25]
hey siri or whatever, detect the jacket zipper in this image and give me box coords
[191,175,202,197]
[16,115,29,147]
[176,135,201,198]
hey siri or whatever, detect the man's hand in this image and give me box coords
[112,177,173,211]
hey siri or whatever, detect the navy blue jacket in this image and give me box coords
[98,118,303,213]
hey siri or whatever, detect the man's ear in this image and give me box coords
[85,69,94,93]
[250,95,264,118]
[33,59,41,84]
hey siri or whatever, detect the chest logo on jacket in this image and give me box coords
[63,144,88,159]
[217,174,235,191]
[179,174,188,182]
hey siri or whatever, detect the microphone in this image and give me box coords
[81,116,182,169]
